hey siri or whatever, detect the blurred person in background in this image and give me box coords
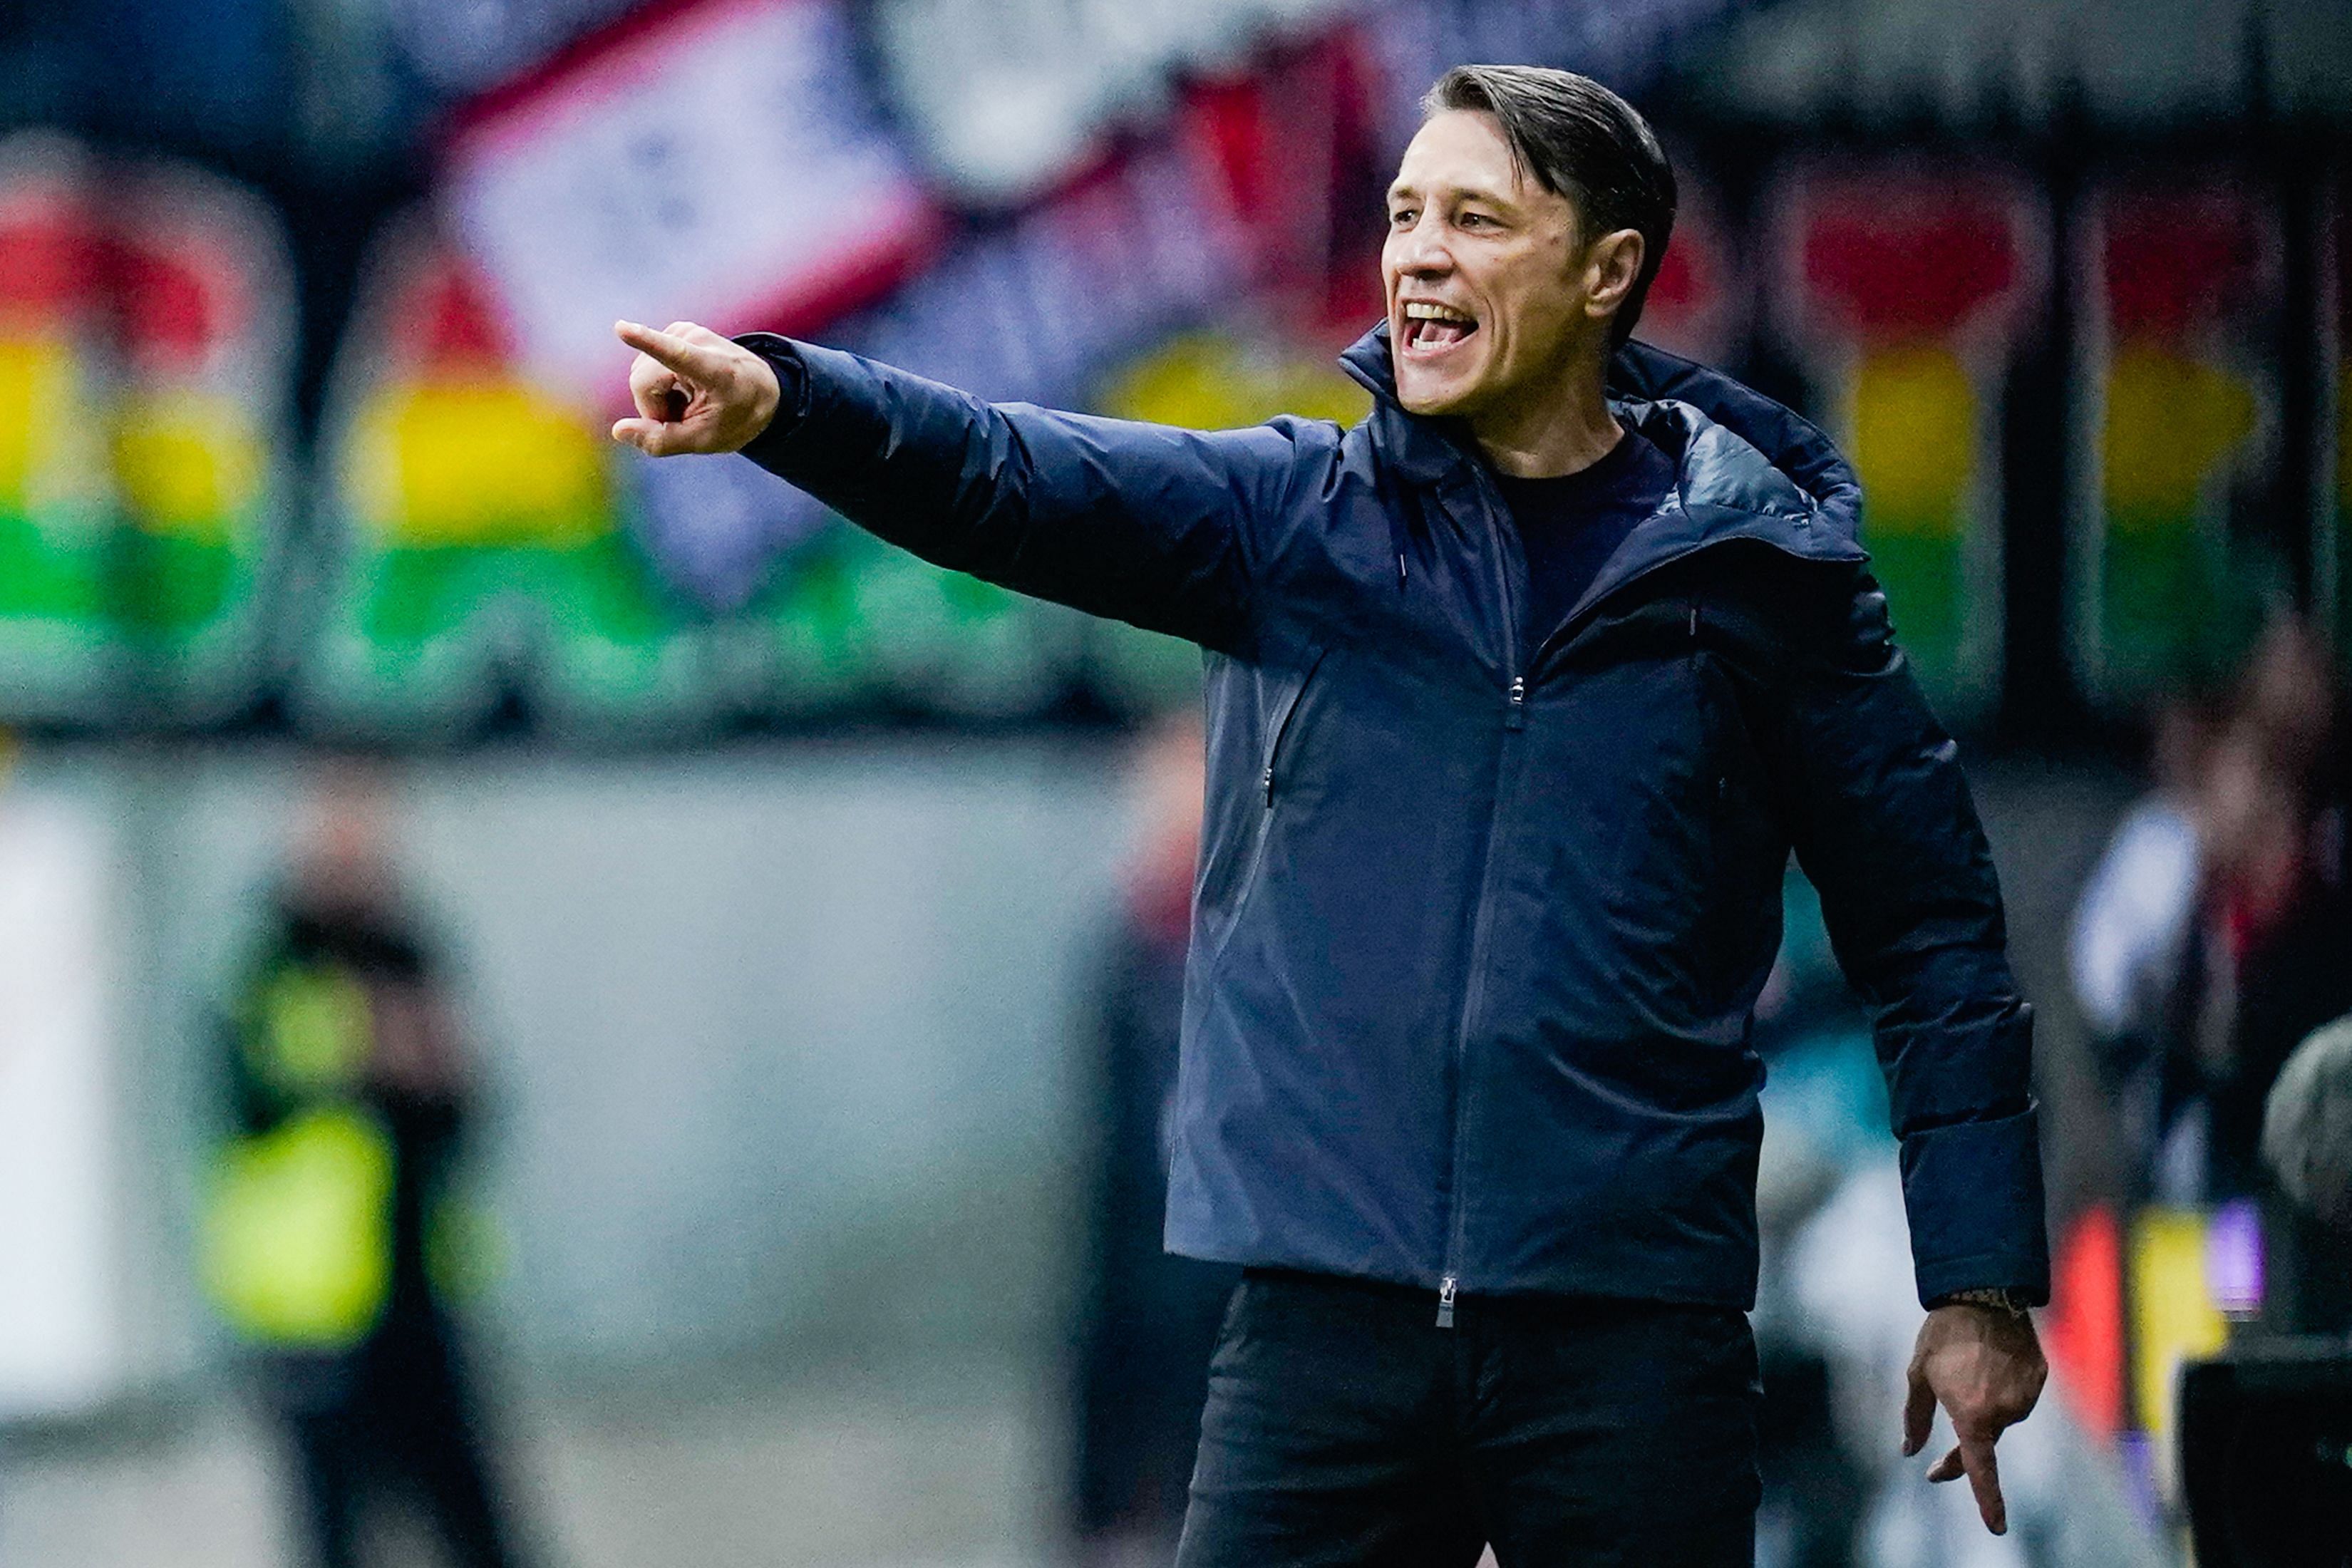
[2068,693,2214,1076]
[2180,619,2352,1204]
[202,765,525,1568]
[2072,617,2352,1216]
[1069,710,1239,1566]
[612,63,2048,1564]
[2068,688,2218,1216]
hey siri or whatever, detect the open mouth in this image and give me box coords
[1401,300,1478,351]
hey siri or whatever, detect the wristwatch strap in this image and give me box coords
[1932,1286,2033,1318]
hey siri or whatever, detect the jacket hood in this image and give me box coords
[1338,322,1864,553]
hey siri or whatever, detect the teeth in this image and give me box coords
[1403,301,1472,324]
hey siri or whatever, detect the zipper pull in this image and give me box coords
[1689,602,1699,638]
[1436,1275,1458,1329]
[1262,764,1276,807]
[1504,677,1527,731]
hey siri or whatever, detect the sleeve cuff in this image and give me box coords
[1899,1102,2052,1308]
[731,332,811,469]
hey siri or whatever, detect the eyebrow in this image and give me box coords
[1386,179,1522,213]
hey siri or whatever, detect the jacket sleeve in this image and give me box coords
[1759,566,2051,1308]
[732,334,1327,654]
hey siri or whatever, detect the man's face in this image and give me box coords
[1382,110,1598,421]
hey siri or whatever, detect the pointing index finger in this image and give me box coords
[615,319,727,382]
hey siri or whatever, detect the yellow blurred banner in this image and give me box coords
[2128,1207,2227,1453]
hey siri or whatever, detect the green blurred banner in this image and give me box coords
[0,135,289,725]
[2075,180,2280,708]
[297,219,1098,738]
[1775,163,2042,729]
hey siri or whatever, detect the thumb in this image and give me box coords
[1902,1361,1936,1458]
[612,416,693,457]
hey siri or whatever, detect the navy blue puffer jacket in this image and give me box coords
[738,324,2050,1314]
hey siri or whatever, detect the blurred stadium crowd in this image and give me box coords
[0,0,2350,1565]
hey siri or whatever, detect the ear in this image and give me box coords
[1582,228,1646,324]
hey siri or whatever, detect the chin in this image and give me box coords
[1393,366,1463,415]
[1391,347,1492,418]
[1397,380,1480,418]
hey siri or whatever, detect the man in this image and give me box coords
[207,770,523,1568]
[613,64,2048,1565]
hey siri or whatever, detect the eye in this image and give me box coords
[1458,212,1495,229]
[1388,206,1417,227]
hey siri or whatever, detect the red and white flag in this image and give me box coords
[442,0,941,411]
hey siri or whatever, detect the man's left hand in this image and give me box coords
[1902,1301,2048,1535]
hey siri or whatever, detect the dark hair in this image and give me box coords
[1422,65,1676,348]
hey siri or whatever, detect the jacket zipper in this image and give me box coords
[1438,473,1527,1326]
[1431,472,1855,1326]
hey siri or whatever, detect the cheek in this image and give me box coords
[1502,290,1579,356]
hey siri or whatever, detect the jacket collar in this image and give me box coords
[1337,322,1865,566]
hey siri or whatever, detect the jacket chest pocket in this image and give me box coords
[1197,646,1327,969]
[1258,646,1328,808]
[1686,637,1788,994]
[1540,641,1763,965]
[1573,597,1768,825]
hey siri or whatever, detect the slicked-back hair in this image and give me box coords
[1423,64,1676,348]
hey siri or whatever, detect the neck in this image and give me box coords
[1466,351,1621,478]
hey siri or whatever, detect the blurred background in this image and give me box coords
[1,0,2350,1564]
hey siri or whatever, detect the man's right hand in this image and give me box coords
[609,320,782,458]
[1902,1299,2047,1535]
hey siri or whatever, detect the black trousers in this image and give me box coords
[272,1311,517,1568]
[1175,1269,1761,1567]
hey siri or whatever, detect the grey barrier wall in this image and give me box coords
[0,736,1133,1410]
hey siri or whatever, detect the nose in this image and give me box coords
[1388,213,1453,279]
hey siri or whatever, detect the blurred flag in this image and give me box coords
[870,0,1350,203]
[303,217,715,736]
[1170,29,1389,345]
[442,0,941,411]
[846,142,1249,408]
[1775,163,2041,724]
[383,0,641,99]
[0,135,290,726]
[2075,182,2279,707]
[303,212,1076,736]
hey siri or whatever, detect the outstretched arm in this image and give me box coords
[612,321,1324,652]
